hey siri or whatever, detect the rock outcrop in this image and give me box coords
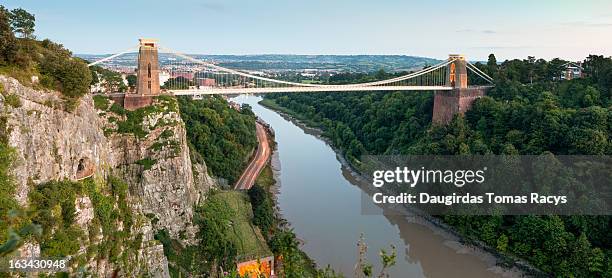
[0,75,215,277]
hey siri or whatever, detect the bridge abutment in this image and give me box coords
[432,54,486,125]
[432,87,485,125]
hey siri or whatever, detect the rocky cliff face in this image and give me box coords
[0,75,215,277]
[103,94,215,241]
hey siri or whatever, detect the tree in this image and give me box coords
[0,5,17,64]
[248,184,274,233]
[487,53,498,76]
[9,8,35,38]
[126,74,137,89]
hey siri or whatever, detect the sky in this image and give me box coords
[3,0,612,61]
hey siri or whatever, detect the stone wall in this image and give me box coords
[432,87,486,125]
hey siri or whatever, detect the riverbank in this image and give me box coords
[234,122,271,190]
[259,97,543,277]
[252,121,323,277]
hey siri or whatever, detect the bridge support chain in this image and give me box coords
[432,87,486,125]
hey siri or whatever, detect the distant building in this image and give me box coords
[527,56,536,63]
[159,71,170,86]
[196,78,216,87]
[237,256,274,278]
[172,72,194,80]
[300,72,316,78]
[561,62,584,80]
[228,101,241,111]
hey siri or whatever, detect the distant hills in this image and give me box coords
[77,53,441,73]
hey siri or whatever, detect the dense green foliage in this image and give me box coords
[7,8,35,39]
[178,96,257,184]
[26,177,140,267]
[155,229,205,277]
[262,88,432,162]
[194,192,239,272]
[90,65,127,93]
[93,94,110,110]
[28,180,84,257]
[264,55,612,277]
[0,6,91,99]
[159,190,271,277]
[0,115,19,245]
[101,95,179,139]
[0,7,17,66]
[248,184,275,235]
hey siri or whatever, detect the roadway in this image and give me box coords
[170,85,454,96]
[234,122,271,190]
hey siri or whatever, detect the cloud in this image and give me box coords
[469,46,534,50]
[456,29,497,34]
[560,21,612,27]
[199,2,227,12]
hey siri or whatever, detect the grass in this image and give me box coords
[4,94,22,108]
[0,65,38,89]
[156,190,272,276]
[212,191,272,259]
[108,98,177,139]
[0,82,22,108]
[93,95,110,110]
[255,164,274,191]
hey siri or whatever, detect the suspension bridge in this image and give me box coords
[87,39,494,124]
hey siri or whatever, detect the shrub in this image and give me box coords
[4,93,21,108]
[37,41,92,98]
[109,103,126,115]
[93,95,110,110]
[135,158,156,170]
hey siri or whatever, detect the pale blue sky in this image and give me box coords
[3,0,612,60]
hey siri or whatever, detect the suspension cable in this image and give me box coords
[87,46,139,67]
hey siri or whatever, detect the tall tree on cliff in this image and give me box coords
[0,5,17,64]
[487,53,498,78]
[9,8,35,39]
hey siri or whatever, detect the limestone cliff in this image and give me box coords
[0,75,215,277]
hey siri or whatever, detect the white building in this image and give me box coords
[159,70,171,86]
[561,62,584,80]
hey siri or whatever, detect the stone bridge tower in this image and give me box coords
[122,38,161,110]
[432,54,486,125]
[136,39,160,95]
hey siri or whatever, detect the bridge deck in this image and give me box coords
[170,86,454,95]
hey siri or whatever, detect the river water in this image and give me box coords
[232,95,520,278]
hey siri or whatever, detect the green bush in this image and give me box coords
[178,96,257,184]
[248,184,274,234]
[37,40,92,98]
[0,139,18,244]
[28,180,84,257]
[3,93,21,108]
[93,95,110,110]
[113,102,165,139]
[109,102,126,115]
[135,158,156,170]
[0,6,92,99]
